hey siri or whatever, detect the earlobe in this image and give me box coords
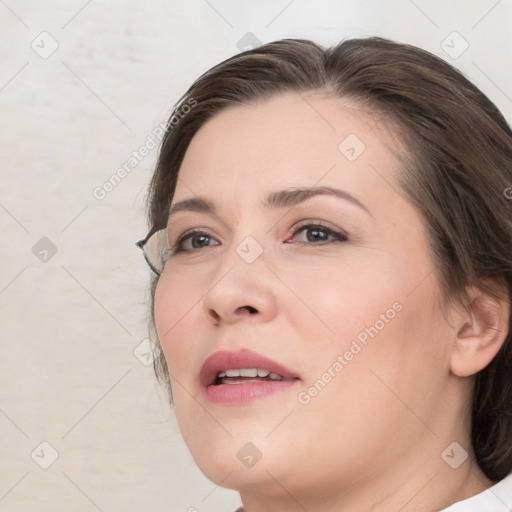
[449,284,510,378]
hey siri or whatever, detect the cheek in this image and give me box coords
[282,254,403,347]
[294,289,447,461]
[153,274,203,380]
[296,249,447,410]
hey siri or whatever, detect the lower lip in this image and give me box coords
[204,380,300,405]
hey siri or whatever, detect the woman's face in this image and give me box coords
[154,93,459,500]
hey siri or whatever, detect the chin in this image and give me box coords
[184,432,290,490]
[199,458,273,491]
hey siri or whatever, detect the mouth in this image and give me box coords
[199,349,301,405]
[215,368,292,384]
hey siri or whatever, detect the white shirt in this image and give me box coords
[439,472,512,511]
[233,472,512,511]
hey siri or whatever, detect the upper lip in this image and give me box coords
[199,348,301,387]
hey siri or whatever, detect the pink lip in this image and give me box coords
[199,349,301,405]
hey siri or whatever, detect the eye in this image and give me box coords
[287,222,348,245]
[171,229,219,253]
[169,221,348,256]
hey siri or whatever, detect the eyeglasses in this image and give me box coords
[136,226,170,276]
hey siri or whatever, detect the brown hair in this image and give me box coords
[143,37,512,482]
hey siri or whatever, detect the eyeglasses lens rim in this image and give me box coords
[138,227,168,276]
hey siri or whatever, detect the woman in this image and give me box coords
[137,37,512,511]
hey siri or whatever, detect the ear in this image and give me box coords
[449,282,510,378]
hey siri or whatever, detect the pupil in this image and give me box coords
[308,228,327,242]
[193,234,210,248]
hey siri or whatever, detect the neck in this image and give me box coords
[237,394,495,512]
[239,458,493,512]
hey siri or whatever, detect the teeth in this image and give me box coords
[217,368,281,379]
[240,368,258,377]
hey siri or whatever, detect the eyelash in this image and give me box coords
[169,221,348,255]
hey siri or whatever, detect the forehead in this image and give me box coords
[175,92,403,206]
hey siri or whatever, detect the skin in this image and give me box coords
[153,92,509,512]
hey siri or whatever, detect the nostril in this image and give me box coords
[239,305,258,315]
[209,310,221,323]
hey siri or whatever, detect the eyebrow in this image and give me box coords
[166,186,372,223]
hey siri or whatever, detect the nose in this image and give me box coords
[201,248,278,327]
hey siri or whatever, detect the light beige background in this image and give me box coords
[1,1,511,511]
